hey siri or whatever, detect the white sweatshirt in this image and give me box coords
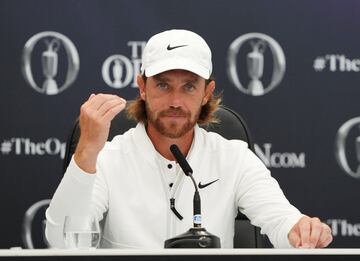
[46,123,303,248]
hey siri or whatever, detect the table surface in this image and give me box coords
[1,249,360,256]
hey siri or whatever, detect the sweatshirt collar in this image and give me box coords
[133,123,202,168]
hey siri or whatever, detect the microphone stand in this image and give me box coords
[164,145,221,248]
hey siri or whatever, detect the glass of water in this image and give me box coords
[63,216,101,249]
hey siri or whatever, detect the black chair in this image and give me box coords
[62,105,271,248]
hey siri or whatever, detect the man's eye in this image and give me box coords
[184,84,195,92]
[157,83,169,90]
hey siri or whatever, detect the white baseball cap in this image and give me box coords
[141,29,212,79]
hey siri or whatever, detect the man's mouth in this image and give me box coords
[163,114,185,117]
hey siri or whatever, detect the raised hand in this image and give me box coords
[74,93,126,173]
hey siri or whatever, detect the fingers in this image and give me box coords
[290,216,333,249]
[87,93,119,111]
[316,223,333,248]
[288,229,301,248]
[97,97,126,117]
[82,93,126,119]
[298,217,311,248]
[88,93,96,100]
[103,102,127,122]
[309,218,322,248]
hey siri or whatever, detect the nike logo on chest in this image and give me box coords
[198,179,219,189]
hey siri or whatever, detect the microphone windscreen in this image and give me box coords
[170,144,193,176]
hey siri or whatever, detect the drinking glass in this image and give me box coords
[63,216,100,249]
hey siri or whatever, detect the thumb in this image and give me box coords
[288,230,301,248]
[88,93,96,100]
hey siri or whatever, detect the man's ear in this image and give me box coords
[202,80,215,105]
[137,75,146,100]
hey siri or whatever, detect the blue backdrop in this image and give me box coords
[0,0,359,248]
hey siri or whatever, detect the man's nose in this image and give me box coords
[168,90,183,108]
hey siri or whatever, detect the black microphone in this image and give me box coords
[170,144,200,225]
[164,144,220,248]
[170,144,192,176]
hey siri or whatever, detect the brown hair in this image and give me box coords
[126,75,222,126]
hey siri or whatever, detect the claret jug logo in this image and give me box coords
[21,31,80,95]
[227,33,286,96]
[102,41,146,89]
[335,117,360,178]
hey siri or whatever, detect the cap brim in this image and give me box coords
[144,58,210,79]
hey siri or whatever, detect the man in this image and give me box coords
[46,29,332,248]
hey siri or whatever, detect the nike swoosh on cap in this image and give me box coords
[198,179,219,189]
[167,44,188,50]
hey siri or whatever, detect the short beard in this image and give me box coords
[146,102,200,139]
